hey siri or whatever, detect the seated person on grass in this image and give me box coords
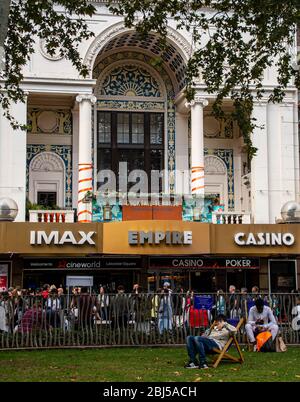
[184,314,237,369]
[245,298,278,350]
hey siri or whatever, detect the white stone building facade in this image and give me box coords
[0,1,298,224]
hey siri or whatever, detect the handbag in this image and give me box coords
[69,307,78,319]
[276,336,287,352]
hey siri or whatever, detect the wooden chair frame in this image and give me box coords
[209,317,245,368]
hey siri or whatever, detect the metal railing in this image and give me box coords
[0,293,299,349]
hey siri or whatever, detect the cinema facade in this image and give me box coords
[0,221,299,293]
[0,2,299,294]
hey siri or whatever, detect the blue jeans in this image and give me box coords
[186,336,219,364]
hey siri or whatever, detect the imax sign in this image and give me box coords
[30,231,96,246]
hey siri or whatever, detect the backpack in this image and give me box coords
[256,331,276,352]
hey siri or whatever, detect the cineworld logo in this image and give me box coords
[30,231,96,246]
[234,232,295,246]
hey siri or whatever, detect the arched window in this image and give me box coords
[29,152,65,207]
[96,63,166,193]
[205,155,228,209]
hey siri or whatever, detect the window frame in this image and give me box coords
[97,111,164,191]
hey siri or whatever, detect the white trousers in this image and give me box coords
[245,323,279,343]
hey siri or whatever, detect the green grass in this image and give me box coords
[0,347,300,382]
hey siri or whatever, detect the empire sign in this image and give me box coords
[30,231,96,246]
[128,231,193,245]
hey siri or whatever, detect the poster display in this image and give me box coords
[0,263,8,291]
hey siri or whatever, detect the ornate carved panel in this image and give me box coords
[27,108,72,135]
[100,64,162,97]
[204,114,233,139]
[30,151,65,173]
[205,155,227,175]
[39,39,63,61]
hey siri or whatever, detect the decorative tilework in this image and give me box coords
[204,148,234,210]
[95,51,176,193]
[97,100,165,111]
[167,100,176,191]
[27,108,72,134]
[100,65,161,97]
[93,32,186,91]
[26,145,72,207]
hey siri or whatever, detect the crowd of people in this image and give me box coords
[0,283,299,345]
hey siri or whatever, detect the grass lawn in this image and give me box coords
[0,347,300,382]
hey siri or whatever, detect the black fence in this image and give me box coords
[0,292,299,349]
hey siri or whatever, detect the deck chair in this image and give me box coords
[209,317,245,368]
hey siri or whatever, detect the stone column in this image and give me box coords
[71,105,79,209]
[175,111,189,195]
[75,94,96,222]
[186,96,208,196]
[0,96,27,221]
[250,101,269,223]
[267,102,282,223]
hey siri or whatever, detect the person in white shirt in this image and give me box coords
[245,298,278,347]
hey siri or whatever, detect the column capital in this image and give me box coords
[252,99,269,107]
[76,94,97,104]
[185,96,209,109]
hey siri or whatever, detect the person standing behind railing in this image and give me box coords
[46,288,61,328]
[251,286,260,300]
[292,296,300,331]
[17,302,44,334]
[184,290,194,327]
[151,288,161,325]
[129,284,142,323]
[79,287,96,329]
[215,289,226,317]
[41,284,50,301]
[163,281,172,294]
[97,286,109,321]
[173,288,186,327]
[0,291,12,333]
[158,288,173,335]
[228,285,239,319]
[111,285,129,330]
[57,287,66,329]
[240,288,252,318]
[11,287,25,326]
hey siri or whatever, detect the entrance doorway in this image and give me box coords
[225,269,259,292]
[190,271,216,293]
[23,270,141,294]
[269,260,297,293]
